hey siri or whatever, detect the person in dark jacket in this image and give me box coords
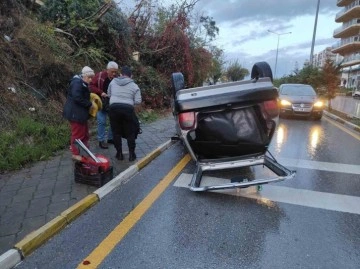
[89,61,119,149]
[63,66,95,161]
[108,66,142,161]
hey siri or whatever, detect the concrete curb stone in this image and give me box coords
[323,110,360,133]
[0,249,21,269]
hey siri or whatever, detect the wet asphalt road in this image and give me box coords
[17,116,360,269]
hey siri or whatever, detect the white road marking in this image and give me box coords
[276,157,360,175]
[174,173,360,215]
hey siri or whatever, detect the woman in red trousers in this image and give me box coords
[63,66,95,161]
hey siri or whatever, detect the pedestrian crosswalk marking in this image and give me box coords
[276,157,360,175]
[174,173,360,215]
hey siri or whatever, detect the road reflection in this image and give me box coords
[275,123,286,154]
[308,126,322,158]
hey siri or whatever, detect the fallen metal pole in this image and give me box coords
[74,139,101,163]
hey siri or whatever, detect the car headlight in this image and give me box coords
[280,99,292,106]
[314,101,323,108]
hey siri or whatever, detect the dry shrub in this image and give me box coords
[0,13,78,131]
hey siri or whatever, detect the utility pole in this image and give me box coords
[310,0,320,66]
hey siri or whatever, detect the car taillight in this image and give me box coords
[179,112,196,130]
[263,100,279,118]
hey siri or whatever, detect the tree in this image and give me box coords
[226,61,249,81]
[191,47,213,86]
[199,16,219,42]
[297,65,322,89]
[208,46,224,83]
[320,57,341,110]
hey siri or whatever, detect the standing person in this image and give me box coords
[63,66,95,161]
[89,61,119,149]
[108,66,142,161]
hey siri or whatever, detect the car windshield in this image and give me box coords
[280,85,316,96]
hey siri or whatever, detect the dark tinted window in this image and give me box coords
[280,85,316,96]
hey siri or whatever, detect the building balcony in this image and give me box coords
[332,36,360,55]
[337,0,354,7]
[334,18,360,38]
[340,54,360,67]
[335,1,360,22]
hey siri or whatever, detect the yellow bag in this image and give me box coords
[89,93,103,117]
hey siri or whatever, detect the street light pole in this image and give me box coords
[268,30,292,78]
[310,0,321,66]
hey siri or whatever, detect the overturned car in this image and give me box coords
[171,62,296,191]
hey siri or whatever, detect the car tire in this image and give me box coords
[171,72,185,96]
[313,115,322,121]
[251,61,273,82]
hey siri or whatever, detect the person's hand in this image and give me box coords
[101,92,107,97]
[89,101,97,117]
[134,104,142,114]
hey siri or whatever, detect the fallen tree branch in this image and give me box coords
[53,28,80,48]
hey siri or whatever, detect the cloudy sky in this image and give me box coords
[195,0,340,78]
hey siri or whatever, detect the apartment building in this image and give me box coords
[313,47,340,68]
[332,0,360,90]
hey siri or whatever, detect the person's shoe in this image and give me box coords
[99,141,109,149]
[107,139,114,144]
[115,152,124,160]
[129,152,137,162]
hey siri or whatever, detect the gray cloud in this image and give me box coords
[222,36,337,78]
[198,0,338,24]
[195,0,339,77]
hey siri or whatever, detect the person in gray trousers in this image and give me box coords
[108,66,142,161]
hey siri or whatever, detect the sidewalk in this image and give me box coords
[0,114,176,256]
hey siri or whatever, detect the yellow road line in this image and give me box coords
[77,154,191,269]
[324,117,360,140]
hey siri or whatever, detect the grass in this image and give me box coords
[0,117,70,172]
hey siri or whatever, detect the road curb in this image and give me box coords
[61,194,99,223]
[0,249,21,269]
[95,139,173,200]
[0,139,174,269]
[14,216,68,258]
[323,110,360,133]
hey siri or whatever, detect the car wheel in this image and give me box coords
[171,72,185,96]
[251,61,273,82]
[313,115,322,121]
